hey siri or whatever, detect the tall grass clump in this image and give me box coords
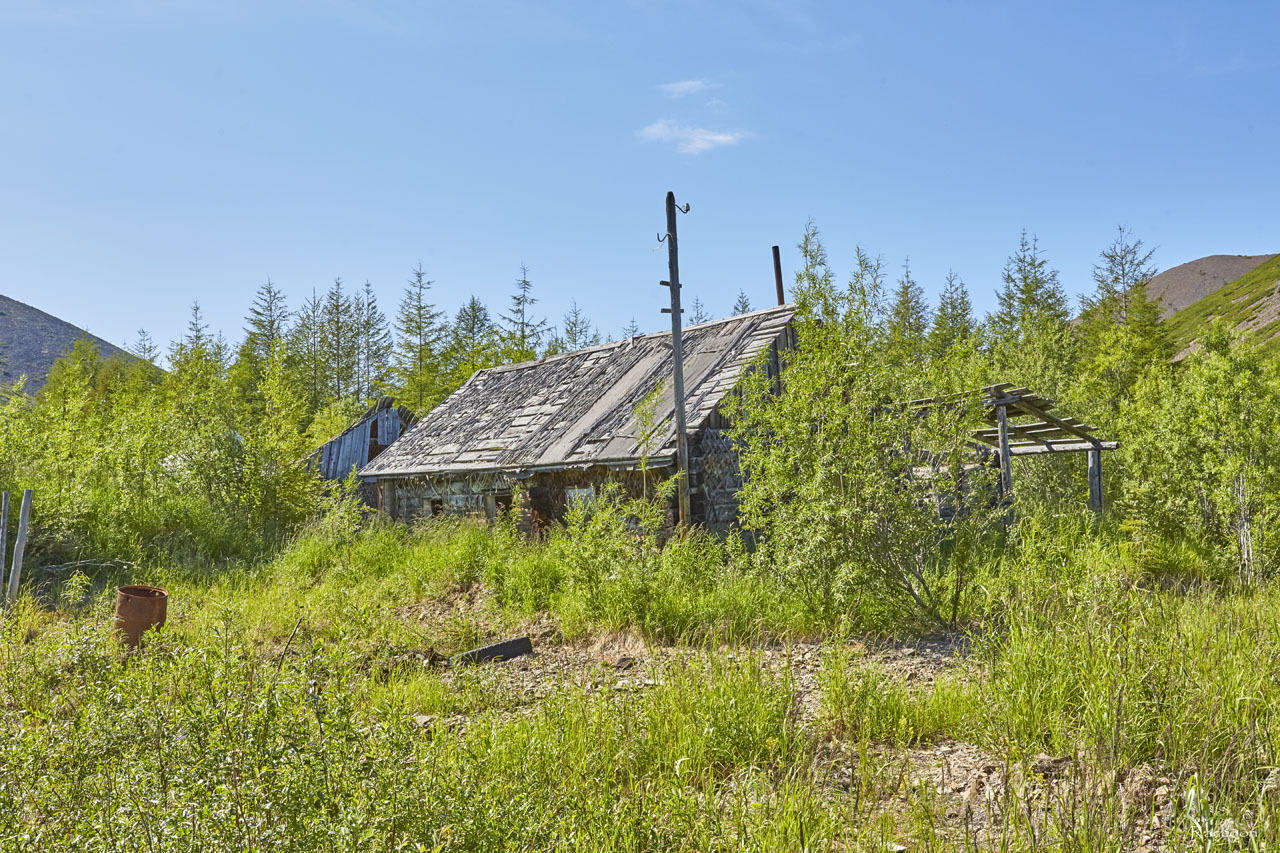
[819,646,976,745]
[971,517,1280,803]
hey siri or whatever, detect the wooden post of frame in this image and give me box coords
[0,491,7,589]
[1087,448,1103,512]
[996,404,1013,496]
[6,489,32,607]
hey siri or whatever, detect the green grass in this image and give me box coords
[7,517,1280,849]
[1165,254,1280,354]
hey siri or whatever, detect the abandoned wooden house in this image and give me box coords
[359,305,797,529]
[910,383,1118,511]
[311,396,419,501]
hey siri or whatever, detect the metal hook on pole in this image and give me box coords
[657,232,668,243]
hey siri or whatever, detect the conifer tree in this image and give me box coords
[886,260,930,359]
[244,279,289,360]
[688,297,711,325]
[130,329,160,363]
[500,265,549,361]
[732,290,753,316]
[1075,228,1171,417]
[622,318,640,338]
[356,280,392,399]
[929,271,975,358]
[990,231,1071,340]
[561,300,601,351]
[320,278,359,401]
[1081,226,1160,323]
[210,331,231,372]
[986,232,1074,396]
[445,296,497,388]
[288,290,326,414]
[179,302,209,355]
[391,265,445,411]
[231,280,292,414]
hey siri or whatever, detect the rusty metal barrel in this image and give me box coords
[115,585,168,648]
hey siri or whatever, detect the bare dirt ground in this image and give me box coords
[390,596,1195,849]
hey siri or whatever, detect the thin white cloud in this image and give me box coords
[639,119,746,154]
[657,79,714,98]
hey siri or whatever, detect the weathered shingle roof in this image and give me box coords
[361,304,795,479]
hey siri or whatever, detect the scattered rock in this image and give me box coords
[1030,752,1072,780]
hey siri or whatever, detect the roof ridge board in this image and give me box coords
[682,303,795,331]
[479,337,633,376]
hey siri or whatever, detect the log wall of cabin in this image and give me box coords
[378,466,674,530]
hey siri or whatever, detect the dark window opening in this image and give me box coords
[431,498,444,517]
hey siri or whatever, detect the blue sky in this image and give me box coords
[2,1,1277,354]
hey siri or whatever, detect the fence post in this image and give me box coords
[0,491,8,589]
[6,490,32,607]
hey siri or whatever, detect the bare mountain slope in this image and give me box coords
[1146,254,1276,319]
[1164,254,1280,357]
[0,294,132,392]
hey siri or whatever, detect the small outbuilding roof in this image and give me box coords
[361,304,796,479]
[312,396,419,481]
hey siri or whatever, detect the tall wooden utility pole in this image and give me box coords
[662,191,692,527]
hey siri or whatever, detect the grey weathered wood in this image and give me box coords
[358,308,793,481]
[6,489,32,607]
[973,420,1094,440]
[1088,448,1103,511]
[1012,401,1097,442]
[452,636,533,666]
[1008,441,1119,456]
[996,404,1012,494]
[312,398,419,481]
[665,191,692,527]
[0,491,8,586]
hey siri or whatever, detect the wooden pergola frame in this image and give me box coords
[910,383,1118,510]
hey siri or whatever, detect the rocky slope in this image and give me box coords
[0,294,132,392]
[1146,253,1276,318]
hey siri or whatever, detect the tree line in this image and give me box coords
[8,223,1273,590]
[127,267,764,444]
[0,263,761,562]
